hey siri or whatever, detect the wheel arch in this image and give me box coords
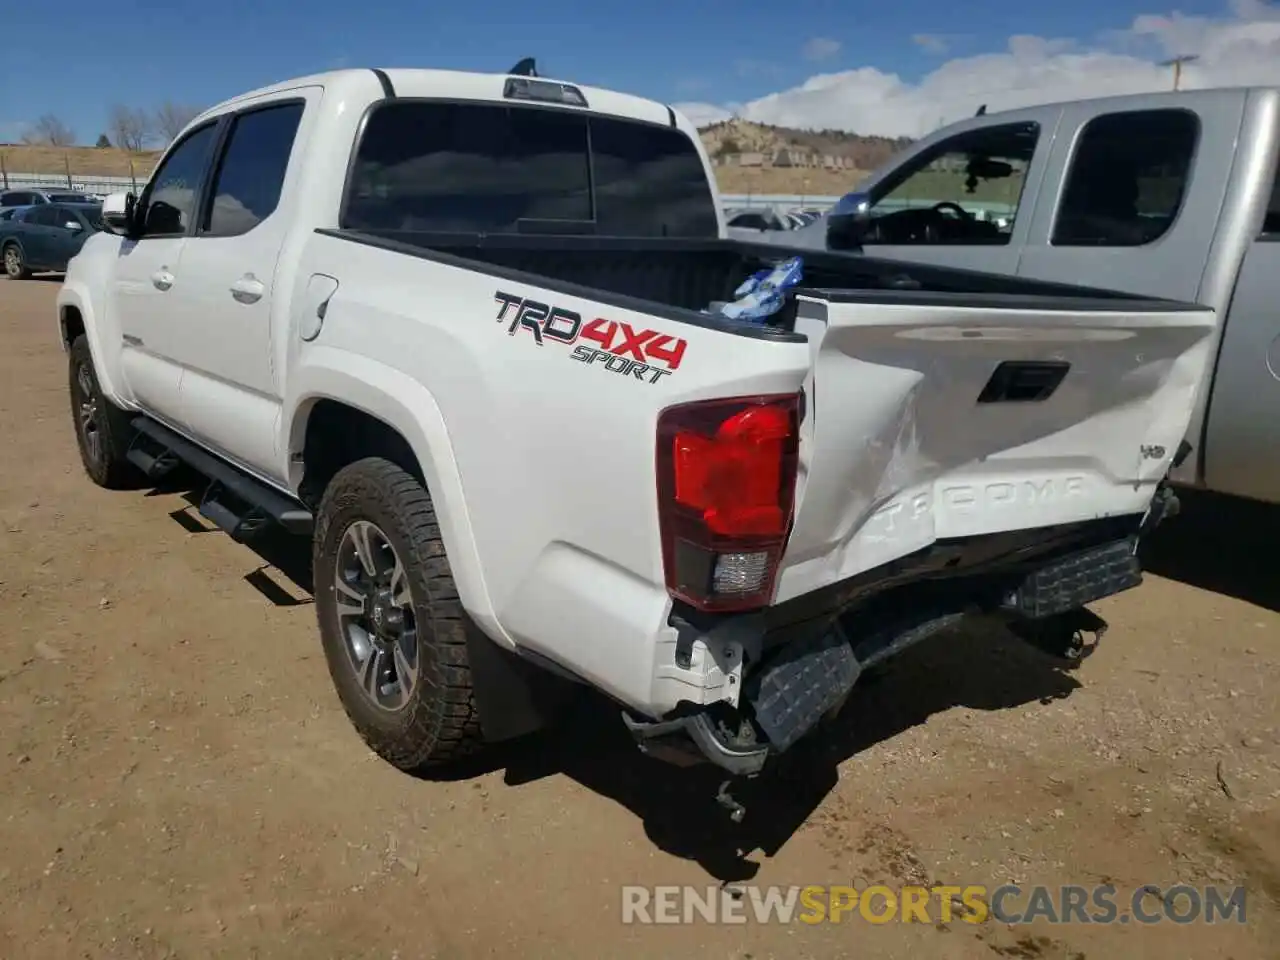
[290,356,574,745]
[286,351,508,650]
[56,283,131,407]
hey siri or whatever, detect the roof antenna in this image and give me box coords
[509,57,538,77]
[975,103,987,116]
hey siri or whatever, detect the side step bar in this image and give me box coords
[129,417,313,538]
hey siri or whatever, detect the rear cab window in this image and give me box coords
[1052,109,1199,247]
[341,100,719,238]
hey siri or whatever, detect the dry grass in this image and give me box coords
[0,145,160,180]
[714,165,868,197]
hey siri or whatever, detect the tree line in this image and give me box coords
[15,103,204,152]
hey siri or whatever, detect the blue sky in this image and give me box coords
[0,0,1252,143]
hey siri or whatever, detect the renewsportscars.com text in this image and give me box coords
[621,883,1248,926]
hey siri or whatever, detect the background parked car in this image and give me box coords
[1,202,102,278]
[724,207,790,230]
[0,188,102,209]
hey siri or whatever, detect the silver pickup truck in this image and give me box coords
[800,86,1280,506]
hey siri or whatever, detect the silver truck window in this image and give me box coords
[201,101,304,237]
[861,121,1038,245]
[1263,163,1280,235]
[342,100,719,238]
[1053,108,1198,247]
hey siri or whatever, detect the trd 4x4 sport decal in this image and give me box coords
[493,290,686,385]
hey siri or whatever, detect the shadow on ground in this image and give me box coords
[428,622,1081,883]
[151,476,314,599]
[1140,487,1280,612]
[153,473,1083,882]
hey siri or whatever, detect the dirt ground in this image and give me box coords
[1,278,1278,960]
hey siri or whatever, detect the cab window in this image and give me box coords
[138,122,219,237]
[1261,157,1280,236]
[1052,109,1199,247]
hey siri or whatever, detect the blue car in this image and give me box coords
[1,202,103,279]
[0,187,101,208]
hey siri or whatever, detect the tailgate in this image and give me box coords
[774,291,1217,602]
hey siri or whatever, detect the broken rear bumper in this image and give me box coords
[624,494,1175,776]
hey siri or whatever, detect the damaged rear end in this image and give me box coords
[625,286,1216,802]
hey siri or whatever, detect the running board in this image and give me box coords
[125,432,181,480]
[131,417,313,537]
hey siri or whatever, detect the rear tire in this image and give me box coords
[313,457,483,770]
[68,335,144,489]
[3,242,30,279]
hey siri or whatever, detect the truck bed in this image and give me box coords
[318,229,1204,340]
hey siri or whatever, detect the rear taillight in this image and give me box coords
[656,393,801,612]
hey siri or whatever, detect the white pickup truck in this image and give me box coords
[57,63,1215,808]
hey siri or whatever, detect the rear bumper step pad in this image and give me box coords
[1001,536,1141,620]
[627,532,1145,775]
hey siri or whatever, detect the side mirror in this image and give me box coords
[64,219,83,232]
[101,191,134,236]
[826,190,873,251]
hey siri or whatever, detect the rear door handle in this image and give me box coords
[230,274,264,304]
[151,269,174,291]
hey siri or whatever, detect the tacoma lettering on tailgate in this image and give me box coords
[492,290,687,384]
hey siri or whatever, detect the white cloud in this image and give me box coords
[803,37,842,62]
[674,1,1280,137]
[912,33,950,55]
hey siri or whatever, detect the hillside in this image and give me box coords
[0,119,913,197]
[699,118,912,171]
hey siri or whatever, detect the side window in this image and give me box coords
[52,207,81,230]
[1262,162,1280,235]
[202,102,304,237]
[29,206,58,226]
[139,122,219,237]
[345,101,591,232]
[4,192,32,206]
[1053,109,1199,247]
[864,122,1039,245]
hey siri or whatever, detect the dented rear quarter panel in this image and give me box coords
[293,231,813,703]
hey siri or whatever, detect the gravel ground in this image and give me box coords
[1,278,1277,959]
